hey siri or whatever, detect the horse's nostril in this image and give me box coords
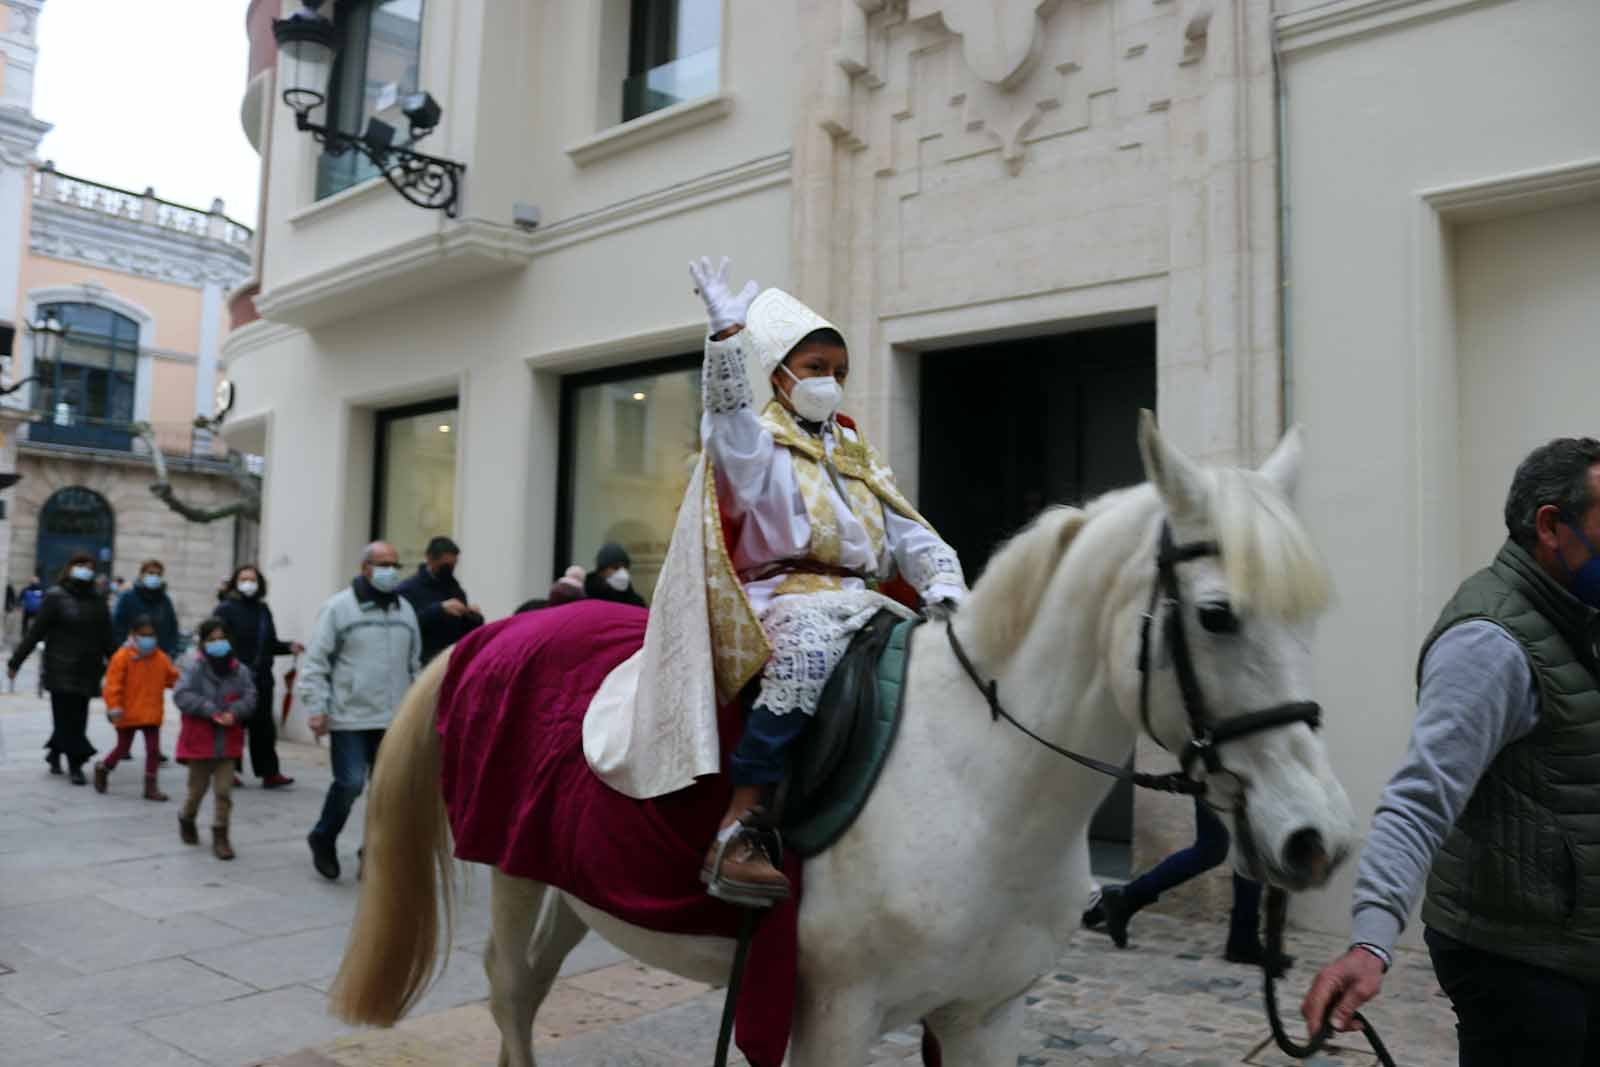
[1283,827,1328,882]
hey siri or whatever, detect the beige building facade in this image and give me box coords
[228,0,1596,933]
[0,0,256,632]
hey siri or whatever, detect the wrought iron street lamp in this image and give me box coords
[273,0,467,217]
[0,309,67,399]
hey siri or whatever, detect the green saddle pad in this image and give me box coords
[781,613,919,858]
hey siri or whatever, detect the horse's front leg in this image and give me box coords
[925,992,1027,1067]
[789,982,883,1067]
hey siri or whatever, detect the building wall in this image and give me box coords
[1281,0,1600,935]
[18,252,204,353]
[8,453,239,631]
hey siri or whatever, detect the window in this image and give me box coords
[623,0,721,123]
[372,398,457,571]
[30,302,138,451]
[318,0,425,200]
[558,356,702,602]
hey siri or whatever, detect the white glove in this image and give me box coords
[689,256,759,335]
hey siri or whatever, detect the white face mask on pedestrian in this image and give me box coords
[370,565,401,594]
[781,365,843,423]
[606,568,632,592]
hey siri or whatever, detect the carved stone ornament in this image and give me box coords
[914,0,1059,88]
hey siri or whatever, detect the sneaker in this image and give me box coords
[308,831,340,881]
[93,761,109,794]
[261,774,295,789]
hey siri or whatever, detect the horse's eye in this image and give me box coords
[1198,602,1240,634]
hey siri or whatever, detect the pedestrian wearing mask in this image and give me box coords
[216,565,303,788]
[298,542,421,880]
[584,543,647,608]
[396,536,484,665]
[112,560,180,654]
[7,552,115,784]
[174,619,256,860]
[94,615,179,800]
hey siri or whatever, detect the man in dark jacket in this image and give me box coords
[113,560,180,654]
[584,542,647,608]
[397,537,483,664]
[1304,437,1600,1063]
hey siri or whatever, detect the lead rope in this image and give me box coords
[1261,888,1398,1067]
[713,910,759,1067]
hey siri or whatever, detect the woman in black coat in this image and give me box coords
[215,565,301,787]
[7,552,115,784]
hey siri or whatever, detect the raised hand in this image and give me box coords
[688,256,759,335]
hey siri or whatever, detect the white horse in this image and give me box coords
[328,413,1358,1067]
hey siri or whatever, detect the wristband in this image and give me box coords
[1352,942,1392,972]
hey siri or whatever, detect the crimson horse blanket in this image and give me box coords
[435,599,801,1067]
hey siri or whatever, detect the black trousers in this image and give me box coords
[45,691,95,767]
[238,676,280,780]
[1426,926,1600,1066]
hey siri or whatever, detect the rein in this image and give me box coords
[948,519,1401,1065]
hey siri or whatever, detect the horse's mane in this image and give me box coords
[963,467,1329,662]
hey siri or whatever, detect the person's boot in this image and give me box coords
[700,814,789,907]
[178,814,199,845]
[1097,885,1134,949]
[212,826,235,861]
[1224,938,1295,977]
[308,831,340,881]
[143,775,168,802]
[46,753,62,776]
[67,764,87,786]
[92,761,110,794]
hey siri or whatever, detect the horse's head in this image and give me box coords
[1115,412,1357,891]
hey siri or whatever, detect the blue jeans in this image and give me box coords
[312,728,385,842]
[728,707,810,786]
[1123,797,1263,947]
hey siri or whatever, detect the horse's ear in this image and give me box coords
[1137,409,1205,518]
[1258,425,1303,498]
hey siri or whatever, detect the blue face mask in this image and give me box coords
[204,639,232,660]
[142,573,164,590]
[134,635,158,654]
[1560,516,1600,609]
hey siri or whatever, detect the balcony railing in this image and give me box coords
[20,411,230,463]
[32,165,254,250]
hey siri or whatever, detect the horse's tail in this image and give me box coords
[328,650,455,1027]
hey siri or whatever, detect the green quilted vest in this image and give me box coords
[1418,540,1600,982]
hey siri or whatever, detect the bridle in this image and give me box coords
[945,521,1323,801]
[945,518,1399,1066]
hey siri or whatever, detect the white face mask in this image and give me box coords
[370,566,400,594]
[606,568,631,592]
[69,566,95,583]
[781,365,843,423]
[237,580,260,598]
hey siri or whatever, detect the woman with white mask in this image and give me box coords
[7,551,115,784]
[584,543,647,609]
[685,257,967,905]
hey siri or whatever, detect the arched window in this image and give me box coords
[36,487,115,584]
[31,302,138,450]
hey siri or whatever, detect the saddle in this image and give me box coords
[776,610,919,857]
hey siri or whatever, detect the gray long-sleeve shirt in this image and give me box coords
[1350,620,1541,954]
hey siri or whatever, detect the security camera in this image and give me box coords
[513,202,541,231]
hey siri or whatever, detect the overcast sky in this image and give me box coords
[33,0,261,224]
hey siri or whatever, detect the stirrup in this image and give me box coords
[701,811,787,908]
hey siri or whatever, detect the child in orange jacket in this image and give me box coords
[94,615,180,800]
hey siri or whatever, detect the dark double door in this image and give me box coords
[919,321,1156,844]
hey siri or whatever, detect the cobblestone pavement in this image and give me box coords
[0,669,1459,1067]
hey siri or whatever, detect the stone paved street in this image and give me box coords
[0,674,1460,1066]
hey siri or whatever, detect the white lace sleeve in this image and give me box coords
[701,333,753,415]
[884,508,966,603]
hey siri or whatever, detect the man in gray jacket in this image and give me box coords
[299,541,421,880]
[1303,438,1600,1064]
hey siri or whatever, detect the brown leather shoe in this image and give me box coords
[700,823,789,907]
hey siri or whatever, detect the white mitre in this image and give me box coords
[744,288,842,377]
